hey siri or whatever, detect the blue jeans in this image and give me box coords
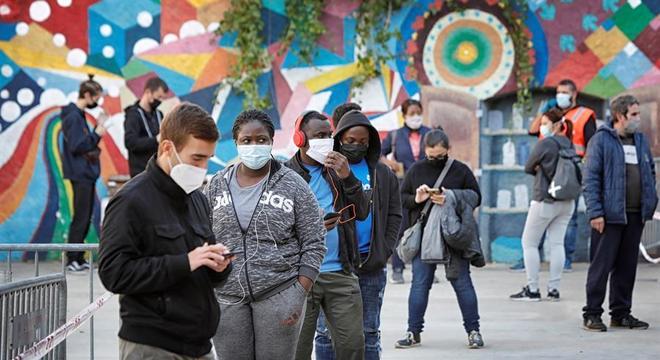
[563,198,579,267]
[407,254,480,334]
[315,268,387,360]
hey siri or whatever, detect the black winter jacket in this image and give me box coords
[99,157,231,357]
[123,102,163,177]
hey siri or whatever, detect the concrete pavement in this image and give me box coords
[3,261,659,359]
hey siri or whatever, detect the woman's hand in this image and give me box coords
[415,184,431,203]
[430,194,446,205]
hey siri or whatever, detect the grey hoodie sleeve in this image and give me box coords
[291,174,327,282]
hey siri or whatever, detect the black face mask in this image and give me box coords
[340,143,368,163]
[150,99,162,110]
[86,102,99,109]
[427,155,448,168]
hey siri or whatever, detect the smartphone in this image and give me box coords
[324,212,340,220]
[426,188,441,195]
[222,251,238,258]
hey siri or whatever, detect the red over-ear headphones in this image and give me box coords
[293,110,314,148]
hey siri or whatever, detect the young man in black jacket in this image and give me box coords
[286,111,369,360]
[307,109,402,359]
[99,103,232,359]
[60,76,107,272]
[123,77,168,177]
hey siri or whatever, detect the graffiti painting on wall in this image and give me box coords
[0,0,658,252]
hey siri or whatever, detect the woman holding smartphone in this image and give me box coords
[395,129,485,349]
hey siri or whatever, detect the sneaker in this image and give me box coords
[78,260,92,270]
[510,286,541,302]
[66,261,85,273]
[563,263,573,273]
[390,271,405,284]
[610,315,649,330]
[547,289,560,301]
[583,315,607,332]
[509,262,525,272]
[395,331,420,349]
[467,330,484,349]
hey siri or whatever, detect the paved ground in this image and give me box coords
[3,261,660,359]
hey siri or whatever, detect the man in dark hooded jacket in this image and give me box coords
[313,109,402,359]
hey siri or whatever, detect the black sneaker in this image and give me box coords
[583,315,607,332]
[610,315,649,330]
[467,330,484,349]
[395,331,420,349]
[78,260,92,270]
[66,261,85,273]
[510,286,541,302]
[547,289,560,301]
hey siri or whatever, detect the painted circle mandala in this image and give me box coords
[422,9,515,99]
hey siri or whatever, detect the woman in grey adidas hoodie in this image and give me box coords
[206,110,326,360]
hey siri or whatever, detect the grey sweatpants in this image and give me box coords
[522,200,574,292]
[213,281,308,360]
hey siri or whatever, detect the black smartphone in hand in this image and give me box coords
[324,212,340,220]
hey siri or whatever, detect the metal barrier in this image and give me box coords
[0,274,66,360]
[0,244,100,360]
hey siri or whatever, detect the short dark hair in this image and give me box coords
[78,74,103,98]
[301,110,328,128]
[232,109,275,140]
[144,77,169,93]
[557,79,577,92]
[160,102,219,148]
[401,99,422,115]
[424,129,450,149]
[332,103,361,127]
[610,95,639,123]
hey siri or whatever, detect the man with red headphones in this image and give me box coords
[285,110,370,360]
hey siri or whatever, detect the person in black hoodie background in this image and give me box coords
[99,103,232,360]
[60,75,107,272]
[312,109,402,360]
[123,76,169,177]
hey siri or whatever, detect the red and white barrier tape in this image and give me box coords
[15,291,114,360]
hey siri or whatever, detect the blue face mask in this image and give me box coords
[556,93,572,109]
[237,144,272,170]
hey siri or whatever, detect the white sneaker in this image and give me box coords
[67,261,85,273]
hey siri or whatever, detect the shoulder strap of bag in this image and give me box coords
[420,158,454,218]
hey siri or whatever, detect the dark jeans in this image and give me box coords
[67,181,95,264]
[315,268,386,360]
[408,254,480,334]
[583,212,645,320]
[563,198,579,267]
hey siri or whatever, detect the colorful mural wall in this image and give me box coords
[1,0,658,257]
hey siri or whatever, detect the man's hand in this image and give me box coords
[590,217,605,234]
[298,275,313,293]
[95,111,109,136]
[324,151,351,179]
[323,214,340,231]
[188,243,232,272]
[415,184,431,203]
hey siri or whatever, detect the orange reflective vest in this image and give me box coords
[564,106,595,157]
[539,106,595,157]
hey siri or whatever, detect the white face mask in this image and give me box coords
[237,144,272,170]
[540,124,554,138]
[307,138,334,164]
[556,93,572,109]
[405,115,423,130]
[168,148,207,194]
